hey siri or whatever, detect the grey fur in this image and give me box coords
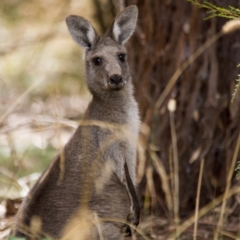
[14,5,140,240]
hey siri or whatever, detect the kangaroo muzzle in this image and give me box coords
[108,74,125,90]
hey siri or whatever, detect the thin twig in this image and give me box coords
[148,149,173,212]
[167,186,240,239]
[214,133,240,240]
[169,100,179,238]
[193,159,205,240]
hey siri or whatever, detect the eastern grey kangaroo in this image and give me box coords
[14,5,140,240]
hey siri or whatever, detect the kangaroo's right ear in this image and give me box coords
[66,15,99,50]
[110,5,138,45]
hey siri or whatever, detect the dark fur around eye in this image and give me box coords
[118,54,126,62]
[93,57,102,66]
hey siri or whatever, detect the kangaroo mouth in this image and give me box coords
[108,81,125,91]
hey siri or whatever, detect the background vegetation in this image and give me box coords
[1,0,240,239]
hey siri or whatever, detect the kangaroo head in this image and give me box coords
[66,6,138,97]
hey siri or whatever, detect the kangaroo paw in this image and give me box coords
[122,208,140,237]
[122,224,132,237]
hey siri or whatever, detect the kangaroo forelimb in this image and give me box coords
[123,162,140,236]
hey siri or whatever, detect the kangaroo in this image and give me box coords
[13,5,140,240]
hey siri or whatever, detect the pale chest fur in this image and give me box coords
[124,100,140,185]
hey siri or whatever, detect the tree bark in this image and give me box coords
[123,0,240,216]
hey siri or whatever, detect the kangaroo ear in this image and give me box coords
[66,15,99,50]
[110,5,138,45]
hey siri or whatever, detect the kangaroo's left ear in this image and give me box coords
[108,5,138,45]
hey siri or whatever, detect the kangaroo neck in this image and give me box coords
[85,91,133,123]
[92,88,133,110]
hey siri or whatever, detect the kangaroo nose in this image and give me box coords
[109,75,123,85]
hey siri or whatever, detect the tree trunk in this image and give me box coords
[123,0,240,217]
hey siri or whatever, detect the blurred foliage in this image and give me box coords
[0,0,87,96]
[0,145,56,178]
[0,0,96,196]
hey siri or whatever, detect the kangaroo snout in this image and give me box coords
[109,74,124,90]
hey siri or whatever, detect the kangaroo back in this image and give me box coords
[14,5,140,240]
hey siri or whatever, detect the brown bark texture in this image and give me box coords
[123,0,240,216]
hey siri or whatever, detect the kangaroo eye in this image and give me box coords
[118,54,126,62]
[93,57,102,66]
